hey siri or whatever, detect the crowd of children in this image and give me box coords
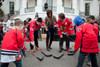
[0,16,15,47]
[0,10,100,67]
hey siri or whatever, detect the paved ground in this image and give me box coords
[1,39,100,67]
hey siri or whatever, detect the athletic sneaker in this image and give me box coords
[87,61,92,66]
[30,49,35,53]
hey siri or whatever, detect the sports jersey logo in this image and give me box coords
[69,18,72,22]
[22,30,24,37]
[22,33,24,37]
[94,23,97,26]
[60,25,66,31]
[77,28,82,32]
[32,24,34,27]
[65,22,67,25]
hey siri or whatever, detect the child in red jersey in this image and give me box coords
[1,19,26,67]
[28,18,42,52]
[0,22,2,46]
[21,20,30,56]
[87,15,99,66]
[73,16,99,67]
[57,13,74,52]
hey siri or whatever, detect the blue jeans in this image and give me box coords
[88,53,91,61]
[77,50,98,67]
[1,59,22,67]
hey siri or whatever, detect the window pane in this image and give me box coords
[85,3,90,16]
[9,2,14,14]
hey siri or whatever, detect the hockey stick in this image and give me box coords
[26,49,44,61]
[67,51,76,56]
[16,29,44,61]
[53,45,74,59]
[31,42,52,57]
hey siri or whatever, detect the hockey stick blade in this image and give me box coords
[53,54,64,59]
[41,52,52,57]
[26,49,44,61]
[67,51,76,56]
[37,56,44,61]
[31,42,52,57]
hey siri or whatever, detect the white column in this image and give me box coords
[72,0,79,15]
[80,0,84,12]
[57,0,64,13]
[15,0,19,11]
[20,0,27,14]
[35,0,43,13]
[90,0,99,17]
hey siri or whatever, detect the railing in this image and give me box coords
[79,11,85,17]
[25,7,35,13]
[64,7,74,14]
[43,6,57,12]
[14,10,20,15]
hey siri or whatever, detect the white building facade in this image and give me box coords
[1,0,100,20]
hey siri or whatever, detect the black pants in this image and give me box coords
[59,34,69,50]
[46,28,54,49]
[30,30,39,49]
[77,50,98,67]
[0,32,3,46]
[0,33,2,44]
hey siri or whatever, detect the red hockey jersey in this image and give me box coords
[67,22,75,35]
[0,25,2,32]
[28,19,39,41]
[22,28,30,42]
[57,18,74,36]
[1,28,26,51]
[75,23,99,53]
[93,23,99,28]
[93,23,99,36]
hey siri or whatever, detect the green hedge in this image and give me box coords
[0,9,4,17]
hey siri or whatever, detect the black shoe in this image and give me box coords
[49,47,52,50]
[62,48,66,51]
[47,48,50,51]
[64,48,69,51]
[59,49,62,53]
[67,51,76,56]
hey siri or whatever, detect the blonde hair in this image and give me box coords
[14,19,23,26]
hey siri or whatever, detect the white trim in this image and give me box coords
[1,52,18,55]
[0,55,16,63]
[1,49,19,52]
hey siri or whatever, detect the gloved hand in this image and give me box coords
[67,51,77,56]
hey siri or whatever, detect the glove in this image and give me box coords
[67,51,77,56]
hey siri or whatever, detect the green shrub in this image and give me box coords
[0,8,4,17]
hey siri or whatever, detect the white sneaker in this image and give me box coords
[87,61,92,66]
